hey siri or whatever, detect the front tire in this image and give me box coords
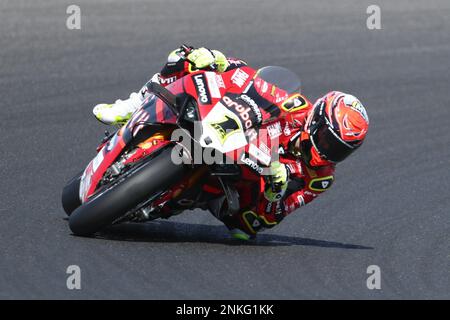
[69,146,185,236]
[62,171,83,216]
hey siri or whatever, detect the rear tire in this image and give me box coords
[69,146,185,236]
[62,171,83,216]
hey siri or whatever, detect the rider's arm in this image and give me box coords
[234,162,336,236]
[282,164,335,215]
[156,46,247,86]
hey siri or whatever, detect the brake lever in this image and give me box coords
[176,44,194,64]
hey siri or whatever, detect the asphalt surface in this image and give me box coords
[0,0,449,299]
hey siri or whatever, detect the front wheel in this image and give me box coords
[61,171,83,216]
[68,146,186,236]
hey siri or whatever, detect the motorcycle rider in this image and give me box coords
[93,45,369,241]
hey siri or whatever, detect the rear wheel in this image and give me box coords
[69,146,186,236]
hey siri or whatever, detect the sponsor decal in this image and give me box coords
[281,94,308,112]
[205,72,221,98]
[92,148,105,172]
[160,76,177,85]
[231,68,249,88]
[240,94,262,124]
[265,201,272,213]
[193,74,211,104]
[215,74,225,88]
[260,81,269,94]
[223,96,255,129]
[208,115,242,145]
[297,195,305,207]
[278,146,285,155]
[283,122,291,136]
[276,93,289,103]
[227,58,243,66]
[240,153,264,174]
[309,176,334,192]
[249,143,271,166]
[267,121,282,139]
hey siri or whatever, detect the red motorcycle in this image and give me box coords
[62,61,302,236]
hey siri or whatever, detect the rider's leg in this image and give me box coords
[92,73,160,125]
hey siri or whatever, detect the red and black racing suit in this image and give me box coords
[157,50,335,236]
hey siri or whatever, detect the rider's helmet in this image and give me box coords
[290,91,369,167]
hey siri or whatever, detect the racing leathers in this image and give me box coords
[219,77,336,239]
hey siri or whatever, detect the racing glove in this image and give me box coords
[210,50,229,73]
[187,47,229,72]
[264,161,288,202]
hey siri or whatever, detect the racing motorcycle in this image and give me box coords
[62,51,302,236]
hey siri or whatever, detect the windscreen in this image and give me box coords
[256,66,301,94]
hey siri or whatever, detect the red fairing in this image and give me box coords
[253,76,290,106]
[80,133,126,203]
[181,66,257,120]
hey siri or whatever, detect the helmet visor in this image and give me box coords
[309,103,355,163]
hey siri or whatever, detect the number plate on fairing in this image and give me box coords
[200,102,248,154]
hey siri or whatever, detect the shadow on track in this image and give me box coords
[82,220,373,249]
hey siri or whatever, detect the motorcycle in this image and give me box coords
[62,50,302,236]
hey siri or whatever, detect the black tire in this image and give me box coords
[61,171,83,216]
[68,146,186,236]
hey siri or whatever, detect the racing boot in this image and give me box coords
[93,74,160,125]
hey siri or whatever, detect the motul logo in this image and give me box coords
[193,74,211,104]
[223,96,253,129]
[160,76,177,84]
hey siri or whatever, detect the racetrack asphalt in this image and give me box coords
[0,0,449,299]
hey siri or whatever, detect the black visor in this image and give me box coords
[309,102,356,163]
